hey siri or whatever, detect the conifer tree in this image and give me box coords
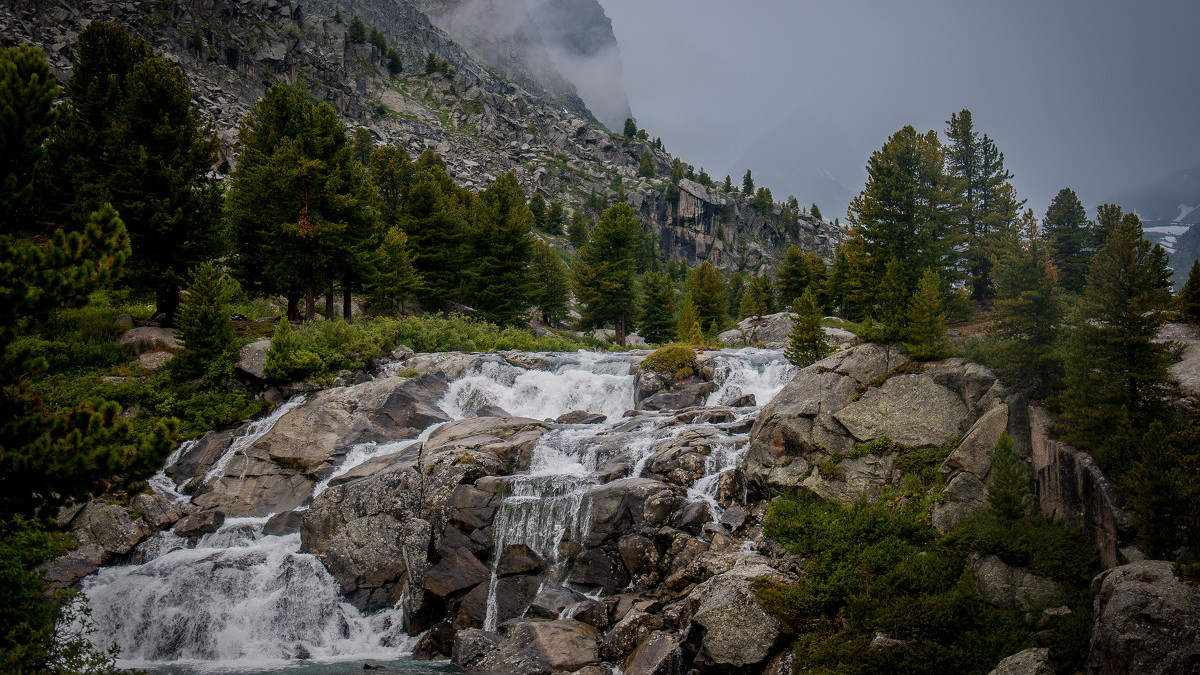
[529,239,570,325]
[638,151,655,178]
[0,46,57,230]
[1177,258,1200,324]
[368,145,415,230]
[1122,421,1191,559]
[686,260,728,336]
[671,158,684,182]
[740,274,775,319]
[466,173,535,325]
[784,289,830,367]
[574,202,642,345]
[986,431,1031,521]
[723,175,733,193]
[528,192,547,231]
[902,268,947,360]
[546,200,565,235]
[676,293,701,343]
[686,321,706,347]
[1042,187,1092,294]
[264,318,322,383]
[567,210,590,249]
[349,15,367,42]
[810,203,822,221]
[173,261,236,383]
[989,210,1063,391]
[368,26,386,53]
[366,226,422,315]
[623,117,637,138]
[776,245,825,307]
[638,270,676,345]
[742,169,754,195]
[1059,205,1174,467]
[398,151,470,308]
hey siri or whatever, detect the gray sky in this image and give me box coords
[598,0,1200,218]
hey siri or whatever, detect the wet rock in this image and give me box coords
[601,609,662,661]
[557,410,608,424]
[567,548,629,591]
[529,585,588,619]
[563,597,608,628]
[497,544,545,577]
[174,510,226,538]
[451,628,503,671]
[578,478,683,545]
[70,501,146,557]
[638,378,716,411]
[622,630,682,675]
[726,393,756,407]
[459,574,540,627]
[618,534,660,582]
[263,509,305,536]
[988,647,1053,675]
[38,544,107,593]
[1087,560,1200,675]
[130,490,191,531]
[968,554,1064,612]
[426,548,491,597]
[501,620,601,672]
[718,504,746,531]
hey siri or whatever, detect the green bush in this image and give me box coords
[640,344,696,378]
[264,319,322,384]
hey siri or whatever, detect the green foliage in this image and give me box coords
[567,210,590,249]
[574,203,642,345]
[348,15,367,43]
[465,173,534,325]
[1122,420,1199,560]
[528,192,547,231]
[739,274,775,319]
[367,26,386,53]
[675,293,701,343]
[902,268,947,360]
[172,261,237,384]
[850,436,907,459]
[638,270,676,345]
[0,45,58,230]
[742,168,754,195]
[529,239,570,325]
[893,443,953,486]
[386,48,403,75]
[986,431,1031,520]
[670,158,684,182]
[637,151,655,178]
[1179,258,1200,325]
[623,117,637,138]
[810,203,822,220]
[366,226,422,315]
[641,344,697,379]
[263,319,321,384]
[785,289,830,367]
[685,261,727,336]
[546,200,565,235]
[947,511,1101,585]
[752,186,773,215]
[1043,187,1093,294]
[817,453,846,480]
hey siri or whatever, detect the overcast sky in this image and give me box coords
[598,0,1200,218]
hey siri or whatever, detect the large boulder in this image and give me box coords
[968,554,1065,612]
[988,648,1054,675]
[685,562,789,668]
[117,327,179,350]
[717,312,855,349]
[578,478,684,546]
[460,620,601,674]
[833,374,968,447]
[1087,560,1200,675]
[235,338,271,381]
[623,630,683,675]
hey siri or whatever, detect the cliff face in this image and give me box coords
[0,0,847,273]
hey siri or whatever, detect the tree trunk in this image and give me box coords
[287,295,300,322]
[155,286,181,327]
[305,283,315,322]
[343,274,353,322]
[325,283,335,322]
[616,310,627,347]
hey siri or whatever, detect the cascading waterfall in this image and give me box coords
[80,348,796,672]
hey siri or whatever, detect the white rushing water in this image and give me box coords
[82,348,795,672]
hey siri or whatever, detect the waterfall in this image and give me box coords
[81,348,794,672]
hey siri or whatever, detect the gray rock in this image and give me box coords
[174,511,226,538]
[263,509,304,536]
[459,574,540,626]
[137,350,174,370]
[556,410,608,424]
[617,533,660,582]
[451,628,503,671]
[529,585,588,619]
[1158,322,1200,395]
[70,502,146,557]
[236,338,271,380]
[578,478,683,545]
[1087,560,1200,675]
[686,563,787,668]
[117,327,179,351]
[932,471,986,533]
[622,630,682,675]
[503,619,601,672]
[567,548,629,591]
[425,547,490,597]
[114,313,134,328]
[988,647,1053,675]
[941,403,1009,479]
[833,374,967,447]
[601,609,662,661]
[38,543,107,593]
[969,553,1065,612]
[496,543,545,577]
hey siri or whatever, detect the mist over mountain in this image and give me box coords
[1110,167,1200,287]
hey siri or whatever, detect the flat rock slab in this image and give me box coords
[118,327,179,350]
[833,374,967,447]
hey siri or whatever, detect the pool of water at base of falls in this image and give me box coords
[81,349,795,673]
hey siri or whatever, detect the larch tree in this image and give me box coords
[0,45,57,231]
[784,289,830,367]
[675,293,701,343]
[366,226,422,315]
[686,260,728,336]
[574,202,642,345]
[902,267,947,360]
[1042,187,1092,294]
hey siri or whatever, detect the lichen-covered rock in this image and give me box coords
[235,338,271,380]
[685,562,788,668]
[622,630,682,675]
[969,554,1065,612]
[1087,560,1200,675]
[988,647,1054,675]
[833,374,968,447]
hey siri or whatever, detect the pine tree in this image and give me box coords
[349,15,367,43]
[1177,258,1200,324]
[742,169,754,195]
[425,52,438,75]
[623,117,637,138]
[671,158,684,182]
[784,289,830,367]
[638,270,676,345]
[574,202,642,345]
[1122,421,1191,558]
[368,26,386,53]
[366,226,422,315]
[263,318,322,383]
[529,239,570,325]
[387,48,404,75]
[1042,187,1092,294]
[173,261,237,383]
[902,268,947,360]
[986,431,1031,521]
[945,109,1021,302]
[368,144,414,230]
[776,245,825,307]
[0,46,58,231]
[638,151,655,178]
[567,210,590,249]
[989,210,1063,391]
[810,203,822,221]
[466,173,535,325]
[1059,205,1174,467]
[546,200,565,235]
[723,175,733,193]
[528,192,547,231]
[740,274,775,319]
[686,260,728,336]
[676,293,701,343]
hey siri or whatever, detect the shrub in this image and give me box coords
[641,344,696,379]
[263,319,322,384]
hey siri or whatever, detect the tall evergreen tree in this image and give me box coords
[567,210,590,249]
[528,239,570,325]
[742,169,754,195]
[776,245,826,307]
[784,289,830,367]
[1059,205,1174,469]
[1042,187,1092,294]
[0,46,57,231]
[638,270,676,345]
[638,151,655,178]
[1178,258,1200,324]
[986,431,1031,520]
[349,15,367,42]
[686,260,728,336]
[366,226,421,315]
[676,293,701,343]
[466,173,535,325]
[989,210,1063,391]
[945,109,1021,302]
[528,192,547,231]
[740,274,775,319]
[546,200,565,235]
[623,117,637,138]
[902,267,947,360]
[847,125,954,317]
[1123,421,1193,559]
[173,261,237,383]
[368,145,415,230]
[398,151,470,308]
[574,202,642,345]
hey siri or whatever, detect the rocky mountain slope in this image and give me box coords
[0,0,847,273]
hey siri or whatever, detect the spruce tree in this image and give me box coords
[397,152,470,308]
[623,117,637,138]
[264,318,322,383]
[466,173,535,325]
[574,202,642,345]
[1042,187,1092,294]
[810,203,822,221]
[686,260,728,336]
[0,46,57,231]
[989,210,1063,391]
[529,239,570,325]
[776,245,825,307]
[528,192,547,231]
[638,151,655,178]
[638,270,676,345]
[1178,258,1200,324]
[902,268,947,360]
[676,293,701,343]
[1059,205,1174,467]
[368,26,386,53]
[349,15,367,42]
[567,210,590,249]
[1122,421,1191,559]
[366,226,422,315]
[546,200,565,235]
[742,169,754,195]
[986,431,1031,521]
[740,274,775,319]
[173,261,237,383]
[784,289,830,367]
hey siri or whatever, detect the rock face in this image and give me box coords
[236,338,271,381]
[1087,560,1200,675]
[746,347,1000,503]
[969,554,1065,612]
[718,312,856,349]
[988,648,1054,675]
[686,562,789,668]
[1157,322,1200,394]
